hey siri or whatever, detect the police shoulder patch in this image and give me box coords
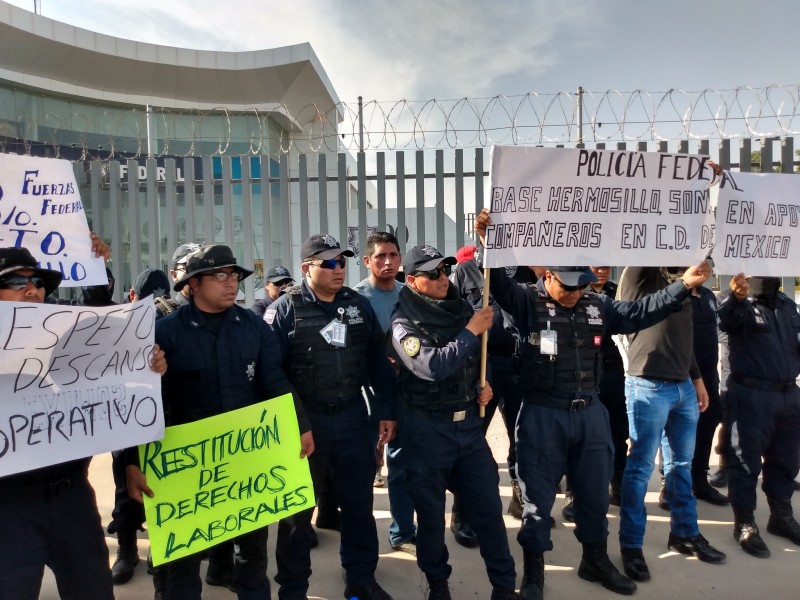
[264,308,276,325]
[392,323,408,341]
[402,336,421,357]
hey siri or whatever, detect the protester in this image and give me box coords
[616,266,726,583]
[587,266,627,507]
[450,246,526,525]
[157,242,202,317]
[354,232,418,555]
[129,267,171,303]
[0,238,166,599]
[126,244,313,600]
[717,274,800,558]
[389,244,519,600]
[251,265,294,317]
[689,281,729,506]
[265,233,398,600]
[475,208,714,600]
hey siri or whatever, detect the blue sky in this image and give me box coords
[7,0,799,103]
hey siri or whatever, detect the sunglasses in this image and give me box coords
[201,271,244,283]
[0,275,46,290]
[311,258,346,270]
[413,264,452,280]
[552,275,587,293]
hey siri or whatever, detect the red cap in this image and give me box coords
[455,245,477,263]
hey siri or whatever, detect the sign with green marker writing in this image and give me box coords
[139,394,313,566]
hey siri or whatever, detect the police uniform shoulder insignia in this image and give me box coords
[392,323,408,341]
[403,336,421,357]
[264,308,277,324]
[505,266,518,277]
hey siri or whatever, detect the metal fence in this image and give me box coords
[74,136,798,305]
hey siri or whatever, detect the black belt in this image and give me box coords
[524,394,593,411]
[732,374,796,393]
[643,376,684,383]
[406,402,475,422]
[306,397,356,415]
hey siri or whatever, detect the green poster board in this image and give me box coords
[139,394,314,566]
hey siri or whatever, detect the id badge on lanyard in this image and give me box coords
[319,307,348,347]
[540,320,557,359]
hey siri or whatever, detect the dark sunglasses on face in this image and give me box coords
[413,264,452,280]
[313,257,347,270]
[0,275,46,290]
[201,271,244,283]
[553,276,587,293]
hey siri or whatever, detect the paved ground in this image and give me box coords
[40,413,796,599]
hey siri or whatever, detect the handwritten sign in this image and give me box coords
[140,394,313,566]
[484,146,717,268]
[711,171,800,276]
[0,297,163,476]
[0,154,107,287]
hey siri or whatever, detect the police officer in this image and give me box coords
[127,244,313,600]
[475,208,711,600]
[588,266,627,506]
[0,240,166,600]
[450,247,528,523]
[718,274,800,558]
[689,281,729,505]
[389,244,519,600]
[265,234,398,600]
[129,267,171,304]
[157,242,202,317]
[251,265,294,317]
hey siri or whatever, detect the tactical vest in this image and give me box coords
[399,327,481,408]
[154,296,180,316]
[287,288,369,400]
[516,292,604,395]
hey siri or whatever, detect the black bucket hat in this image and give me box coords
[173,245,253,291]
[0,247,63,296]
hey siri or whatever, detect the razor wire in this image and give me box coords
[1,84,799,159]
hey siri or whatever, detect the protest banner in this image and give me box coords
[0,297,163,476]
[0,153,107,287]
[140,394,313,566]
[483,146,717,268]
[711,171,800,276]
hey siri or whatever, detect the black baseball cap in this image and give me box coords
[403,245,456,274]
[266,266,294,284]
[171,243,202,269]
[301,234,355,261]
[0,247,63,296]
[133,268,170,299]
[173,245,253,291]
[547,266,597,287]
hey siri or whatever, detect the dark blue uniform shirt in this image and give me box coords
[718,292,800,383]
[156,298,310,432]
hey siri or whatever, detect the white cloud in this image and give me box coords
[15,0,603,103]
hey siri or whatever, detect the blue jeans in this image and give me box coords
[619,376,700,549]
